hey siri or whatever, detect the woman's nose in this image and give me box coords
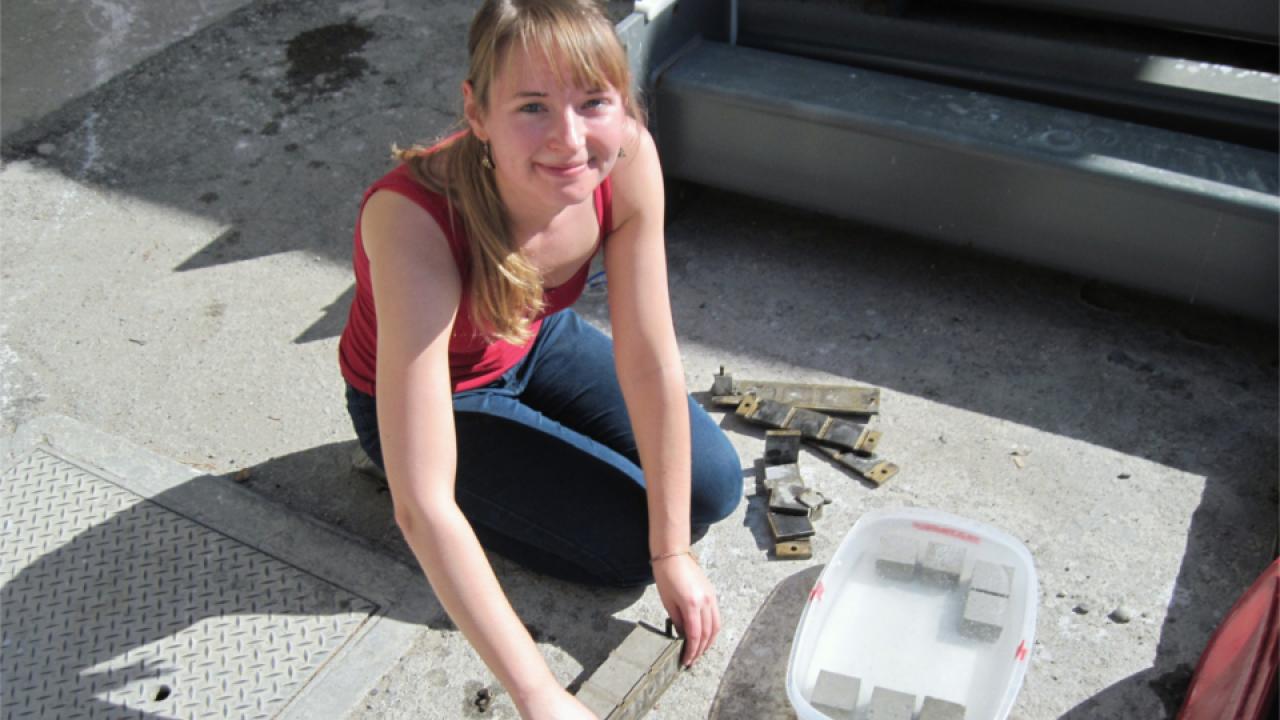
[551,107,585,150]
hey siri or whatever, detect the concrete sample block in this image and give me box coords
[809,669,860,718]
[969,560,1014,597]
[920,541,966,587]
[919,695,967,720]
[959,588,1008,642]
[867,687,916,720]
[875,534,918,581]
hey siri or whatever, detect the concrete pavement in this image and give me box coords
[2,1,1276,718]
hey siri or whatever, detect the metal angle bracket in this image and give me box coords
[710,367,880,414]
[816,445,900,486]
[737,396,880,454]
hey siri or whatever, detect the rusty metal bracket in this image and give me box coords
[737,396,880,454]
[768,512,815,559]
[711,367,880,414]
[576,620,685,719]
[764,429,802,465]
[815,445,900,486]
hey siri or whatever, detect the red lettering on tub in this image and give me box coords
[911,521,981,544]
[1016,640,1028,661]
[809,581,825,603]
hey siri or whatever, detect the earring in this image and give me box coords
[481,142,495,170]
[617,146,626,159]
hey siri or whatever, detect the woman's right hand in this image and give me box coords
[518,683,598,720]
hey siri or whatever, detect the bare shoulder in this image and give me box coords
[361,188,460,290]
[608,123,664,231]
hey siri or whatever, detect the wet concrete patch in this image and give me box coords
[283,21,375,100]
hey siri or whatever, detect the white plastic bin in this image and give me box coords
[786,508,1038,720]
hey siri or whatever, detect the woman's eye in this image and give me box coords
[583,98,609,110]
[519,103,544,113]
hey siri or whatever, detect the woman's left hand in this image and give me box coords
[652,553,721,668]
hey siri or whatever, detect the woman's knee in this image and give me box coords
[690,429,744,525]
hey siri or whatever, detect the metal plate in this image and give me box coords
[1,448,380,719]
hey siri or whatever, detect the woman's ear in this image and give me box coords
[462,80,488,141]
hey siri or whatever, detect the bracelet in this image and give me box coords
[649,549,697,564]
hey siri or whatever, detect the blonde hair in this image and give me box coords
[397,0,641,344]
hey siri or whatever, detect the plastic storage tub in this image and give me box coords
[786,508,1038,720]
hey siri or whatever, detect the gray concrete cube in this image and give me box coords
[867,687,916,720]
[959,588,1008,642]
[875,534,918,581]
[919,696,967,720]
[810,669,860,714]
[969,560,1013,597]
[920,541,966,587]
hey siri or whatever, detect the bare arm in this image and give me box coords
[364,190,589,718]
[604,127,721,666]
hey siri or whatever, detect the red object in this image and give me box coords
[339,160,613,396]
[1177,556,1279,720]
[809,580,825,603]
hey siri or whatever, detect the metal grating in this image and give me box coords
[1,448,380,719]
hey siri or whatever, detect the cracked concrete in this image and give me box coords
[2,1,1276,718]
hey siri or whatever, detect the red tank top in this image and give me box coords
[339,162,613,395]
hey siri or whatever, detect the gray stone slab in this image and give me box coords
[0,415,435,719]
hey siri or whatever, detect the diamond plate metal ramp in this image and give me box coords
[0,415,438,719]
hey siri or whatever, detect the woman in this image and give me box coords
[338,0,742,716]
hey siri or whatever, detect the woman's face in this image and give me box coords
[466,44,628,213]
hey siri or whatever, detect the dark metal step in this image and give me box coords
[654,40,1278,321]
[736,0,1280,150]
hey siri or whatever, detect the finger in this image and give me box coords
[696,601,714,663]
[681,605,702,667]
[710,596,722,649]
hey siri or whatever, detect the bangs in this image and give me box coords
[509,6,629,95]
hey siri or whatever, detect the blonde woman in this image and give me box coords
[337,0,742,716]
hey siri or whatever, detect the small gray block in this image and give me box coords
[970,561,1013,597]
[867,687,915,720]
[811,670,860,711]
[959,589,1008,642]
[919,696,967,720]
[875,534,918,581]
[814,702,855,720]
[920,542,966,587]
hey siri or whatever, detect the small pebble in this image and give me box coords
[1118,473,1131,479]
[1055,591,1066,598]
[1072,604,1090,615]
[1109,607,1134,624]
[36,142,55,156]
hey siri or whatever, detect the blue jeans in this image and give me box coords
[345,309,743,587]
